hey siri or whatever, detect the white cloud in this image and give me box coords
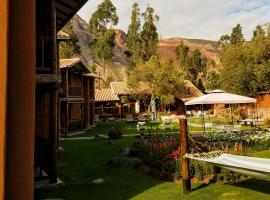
[77,0,270,40]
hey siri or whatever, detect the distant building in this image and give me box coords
[95,81,204,118]
[59,58,98,135]
[256,92,270,120]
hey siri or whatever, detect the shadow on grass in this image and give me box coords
[191,183,209,192]
[36,138,165,200]
[230,178,270,195]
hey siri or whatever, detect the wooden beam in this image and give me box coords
[179,116,191,194]
[36,74,60,84]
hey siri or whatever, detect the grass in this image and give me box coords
[38,131,270,200]
[70,120,206,138]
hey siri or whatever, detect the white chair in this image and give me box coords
[137,121,147,131]
[161,118,173,130]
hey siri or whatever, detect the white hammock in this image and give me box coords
[185,152,270,181]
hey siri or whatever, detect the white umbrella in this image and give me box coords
[185,90,257,132]
[185,90,256,105]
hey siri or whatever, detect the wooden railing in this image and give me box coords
[68,120,83,132]
[68,86,82,97]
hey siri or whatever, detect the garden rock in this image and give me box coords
[107,139,115,145]
[120,147,131,156]
[57,146,64,152]
[91,178,104,184]
[107,157,142,166]
[94,134,107,141]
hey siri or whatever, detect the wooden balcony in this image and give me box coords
[68,86,82,97]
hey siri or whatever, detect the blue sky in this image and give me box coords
[77,0,270,41]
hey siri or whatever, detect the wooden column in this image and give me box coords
[66,69,69,135]
[6,0,36,198]
[48,0,58,183]
[83,77,90,128]
[0,0,8,198]
[179,116,191,194]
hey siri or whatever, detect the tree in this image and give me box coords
[252,25,265,41]
[89,29,116,61]
[126,2,142,67]
[205,71,221,90]
[88,0,119,71]
[128,56,185,105]
[88,0,118,38]
[230,24,244,45]
[140,4,159,61]
[175,41,189,66]
[59,22,81,58]
[218,34,230,47]
[219,24,270,96]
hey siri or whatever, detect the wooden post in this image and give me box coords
[179,116,191,194]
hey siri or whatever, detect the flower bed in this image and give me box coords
[132,132,270,183]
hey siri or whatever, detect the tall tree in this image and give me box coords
[230,24,244,45]
[252,25,265,41]
[140,4,159,61]
[219,24,270,96]
[88,0,118,38]
[126,2,142,67]
[128,56,185,105]
[88,0,119,68]
[175,41,189,66]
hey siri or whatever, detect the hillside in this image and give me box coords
[62,15,219,84]
[158,38,219,64]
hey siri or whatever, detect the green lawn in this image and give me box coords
[38,135,270,200]
[70,120,206,138]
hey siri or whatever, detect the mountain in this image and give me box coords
[69,15,127,83]
[63,15,219,84]
[158,38,219,64]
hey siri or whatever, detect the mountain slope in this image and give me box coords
[63,15,219,85]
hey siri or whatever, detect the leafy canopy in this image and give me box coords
[219,23,270,96]
[140,5,159,61]
[128,56,185,105]
[126,2,142,68]
[89,0,118,37]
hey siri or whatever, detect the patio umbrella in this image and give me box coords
[185,90,257,132]
[185,90,256,105]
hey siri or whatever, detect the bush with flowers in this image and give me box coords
[132,134,181,179]
[131,134,254,182]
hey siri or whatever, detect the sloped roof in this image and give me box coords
[57,30,70,40]
[56,0,88,31]
[175,80,204,102]
[83,73,102,79]
[95,89,120,102]
[60,58,90,73]
[110,82,131,95]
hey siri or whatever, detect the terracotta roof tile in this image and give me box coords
[95,89,120,102]
[175,80,204,102]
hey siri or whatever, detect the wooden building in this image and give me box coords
[95,82,152,118]
[256,92,270,120]
[172,80,204,114]
[0,0,89,198]
[95,89,120,118]
[60,58,97,136]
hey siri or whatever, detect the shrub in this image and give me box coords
[108,127,123,139]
